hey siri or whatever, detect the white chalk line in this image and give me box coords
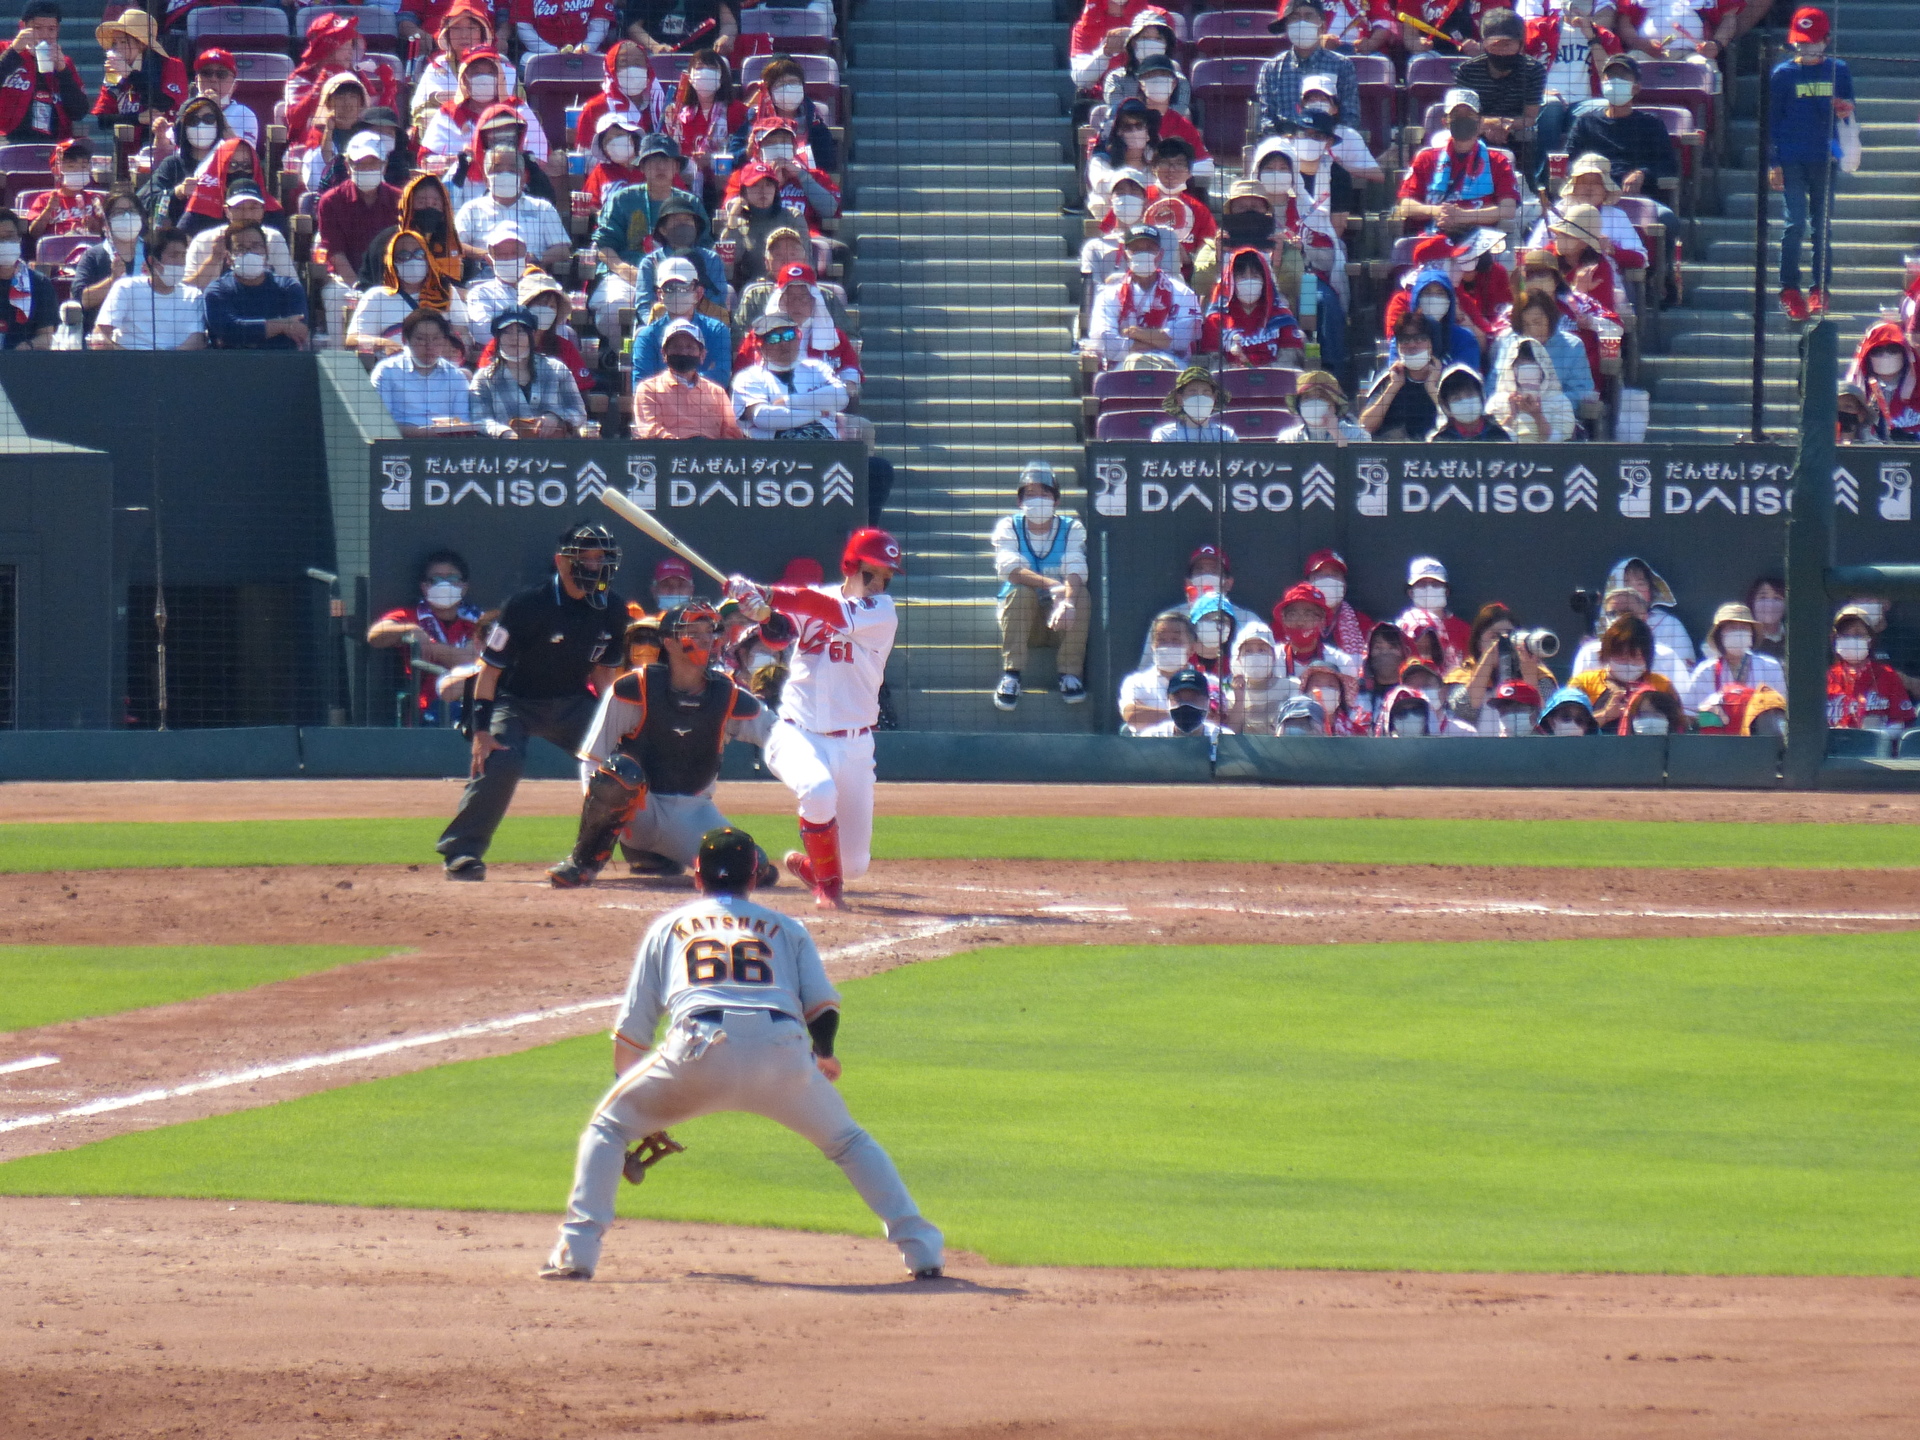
[0,917,1003,1138]
[0,1055,60,1077]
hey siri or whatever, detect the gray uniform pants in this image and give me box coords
[437,693,598,862]
[557,1007,943,1275]
[619,790,729,866]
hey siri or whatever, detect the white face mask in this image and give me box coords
[1234,277,1264,305]
[1298,399,1333,429]
[1870,352,1905,376]
[353,166,383,190]
[1259,169,1290,197]
[1196,619,1229,650]
[489,172,521,200]
[1792,41,1825,57]
[530,304,557,330]
[468,74,498,102]
[1020,496,1055,522]
[1305,100,1332,116]
[493,255,525,281]
[1418,294,1451,320]
[157,263,184,287]
[397,256,429,285]
[1153,644,1188,672]
[58,169,86,190]
[1133,37,1166,58]
[185,123,218,149]
[604,136,636,164]
[1630,713,1670,735]
[0,241,20,266]
[773,84,806,110]
[1309,573,1343,605]
[1240,653,1276,682]
[1608,660,1646,683]
[425,580,465,609]
[1752,596,1785,626]
[1515,364,1544,390]
[1189,573,1221,596]
[1142,77,1174,103]
[1835,635,1871,663]
[1293,138,1323,163]
[234,250,267,279]
[1127,250,1157,277]
[1497,711,1533,737]
[1601,78,1634,106]
[761,143,796,164]
[1550,717,1586,736]
[689,68,721,98]
[1182,394,1215,423]
[1111,194,1145,224]
[1448,396,1484,423]
[110,212,142,241]
[1312,684,1341,710]
[1399,347,1431,371]
[1392,712,1427,737]
[1287,20,1321,47]
[1718,626,1752,657]
[1411,583,1446,611]
[618,66,650,94]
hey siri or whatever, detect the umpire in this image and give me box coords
[437,524,628,880]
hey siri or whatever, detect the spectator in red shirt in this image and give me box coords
[1145,137,1214,273]
[583,114,647,210]
[91,9,186,147]
[1304,549,1372,660]
[1068,0,1165,91]
[368,550,487,726]
[515,0,616,54]
[317,132,402,284]
[23,137,101,242]
[1396,87,1520,238]
[285,14,397,144]
[573,39,666,151]
[664,48,749,191]
[1829,604,1918,732]
[0,2,90,143]
[1131,56,1211,184]
[1395,556,1472,672]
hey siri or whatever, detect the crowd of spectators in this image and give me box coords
[1067,0,1826,444]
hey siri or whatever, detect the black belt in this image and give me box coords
[690,1007,798,1024]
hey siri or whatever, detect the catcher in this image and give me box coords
[548,598,778,888]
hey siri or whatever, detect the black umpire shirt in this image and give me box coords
[480,574,628,699]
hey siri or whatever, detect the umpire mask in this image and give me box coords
[560,525,622,609]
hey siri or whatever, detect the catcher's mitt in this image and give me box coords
[622,1130,686,1185]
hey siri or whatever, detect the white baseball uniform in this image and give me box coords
[552,891,942,1277]
[762,585,896,880]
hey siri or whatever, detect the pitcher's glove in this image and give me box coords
[622,1130,686,1185]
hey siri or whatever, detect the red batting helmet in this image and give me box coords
[842,527,904,575]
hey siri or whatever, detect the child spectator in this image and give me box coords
[1768,6,1851,319]
[989,461,1091,711]
[284,14,396,144]
[1226,630,1288,734]
[23,138,101,240]
[1539,685,1599,737]
[1273,583,1359,685]
[1430,365,1511,440]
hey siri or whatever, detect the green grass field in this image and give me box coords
[0,945,399,1032]
[3,814,1916,873]
[6,936,1915,1275]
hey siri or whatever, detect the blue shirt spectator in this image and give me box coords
[372,308,473,435]
[1256,1,1359,136]
[631,308,731,386]
[202,225,308,349]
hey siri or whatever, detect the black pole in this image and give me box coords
[1748,34,1772,444]
[1783,319,1837,788]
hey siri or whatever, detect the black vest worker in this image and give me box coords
[437,524,627,880]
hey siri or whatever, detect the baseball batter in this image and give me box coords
[548,599,777,888]
[728,527,903,910]
[542,825,945,1281]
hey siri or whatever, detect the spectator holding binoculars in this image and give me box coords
[1444,603,1559,736]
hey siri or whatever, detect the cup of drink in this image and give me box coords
[715,237,738,267]
[568,147,588,176]
[710,152,733,181]
[565,105,583,134]
[580,421,602,439]
[1549,152,1569,183]
[90,155,112,184]
[572,187,594,219]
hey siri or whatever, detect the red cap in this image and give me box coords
[842,527,904,575]
[1411,234,1465,265]
[1789,6,1829,42]
[1303,548,1346,578]
[752,116,799,142]
[735,160,776,189]
[1187,542,1230,575]
[1277,582,1329,617]
[779,556,825,586]
[1400,656,1441,679]
[195,46,237,72]
[776,261,817,288]
[652,556,694,582]
[1493,681,1541,708]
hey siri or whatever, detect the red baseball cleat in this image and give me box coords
[1779,287,1809,322]
[1807,286,1828,317]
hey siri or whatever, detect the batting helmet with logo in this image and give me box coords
[841,527,904,575]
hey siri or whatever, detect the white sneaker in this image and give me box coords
[1058,675,1086,704]
[992,674,1020,710]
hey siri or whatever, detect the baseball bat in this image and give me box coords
[1395,11,1458,46]
[597,486,733,587]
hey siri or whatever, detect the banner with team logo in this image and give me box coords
[368,440,866,619]
[1083,442,1920,723]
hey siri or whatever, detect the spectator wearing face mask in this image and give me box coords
[1272,583,1359,686]
[1847,324,1920,441]
[22,137,99,242]
[317,133,402,286]
[1538,685,1599,737]
[1143,138,1214,275]
[666,50,749,191]
[1488,335,1574,441]
[1294,550,1368,660]
[1390,264,1483,370]
[0,207,54,347]
[139,94,227,229]
[288,72,369,197]
[421,58,540,203]
[1257,0,1361,135]
[464,223,534,346]
[1431,366,1510,440]
[1746,577,1786,660]
[1101,12,1186,115]
[471,307,587,438]
[1152,366,1236,441]
[724,118,838,228]
[91,9,186,147]
[1200,248,1303,370]
[1694,682,1786,738]
[1086,225,1201,370]
[574,41,664,152]
[1134,665,1233,738]
[1083,172,1160,295]
[1394,557,1471,671]
[584,116,648,211]
[1088,100,1158,219]
[1360,313,1445,439]
[458,148,569,278]
[733,226,852,346]
[1302,658,1372,734]
[1569,586,1683,683]
[1602,555,1694,663]
[1120,608,1202,733]
[1397,89,1521,239]
[1681,603,1784,718]
[1177,543,1265,637]
[1377,677,1478,737]
[408,4,521,129]
[595,133,712,332]
[1354,620,1409,723]
[1616,685,1686,737]
[1837,595,1920,702]
[1125,56,1212,183]
[373,308,475,434]
[749,57,838,175]
[349,230,472,358]
[202,222,308,350]
[184,47,258,149]
[471,271,593,397]
[1069,0,1171,91]
[91,225,204,350]
[1827,605,1915,732]
[1278,372,1368,442]
[1767,7,1852,321]
[1525,1,1621,165]
[1186,593,1244,684]
[73,192,144,329]
[989,461,1091,711]
[629,196,725,312]
[1527,153,1647,272]
[1189,178,1280,307]
[1446,603,1557,734]
[1271,693,1326,737]
[369,550,486,725]
[731,314,849,440]
[631,255,731,383]
[713,164,795,288]
[0,2,90,145]
[1225,630,1287,734]
[1455,10,1545,185]
[1494,290,1595,415]
[1569,614,1675,730]
[1837,382,1882,446]
[284,13,397,144]
[736,261,855,387]
[1484,680,1543,737]
[1565,54,1679,227]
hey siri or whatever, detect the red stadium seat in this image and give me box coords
[186,6,291,61]
[1219,367,1298,403]
[1632,60,1716,138]
[1189,56,1262,162]
[650,53,693,87]
[1095,409,1165,441]
[0,142,54,173]
[738,5,837,57]
[1404,53,1463,130]
[1097,394,1170,414]
[1228,407,1291,439]
[1191,10,1282,59]
[1092,368,1177,403]
[1350,52,1395,155]
[524,50,604,151]
[32,234,93,270]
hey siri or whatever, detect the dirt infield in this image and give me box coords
[8,777,1920,824]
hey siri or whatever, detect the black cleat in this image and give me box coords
[547,859,595,888]
[444,856,486,882]
[912,1267,944,1281]
[754,847,779,888]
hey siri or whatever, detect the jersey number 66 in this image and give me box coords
[685,937,775,985]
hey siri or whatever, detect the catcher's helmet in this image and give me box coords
[696,826,759,892]
[841,527,904,576]
[558,524,622,609]
[659,597,721,652]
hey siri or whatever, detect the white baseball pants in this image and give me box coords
[556,1007,942,1275]
[763,721,876,878]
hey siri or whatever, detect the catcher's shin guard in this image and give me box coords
[795,817,844,909]
[553,752,646,886]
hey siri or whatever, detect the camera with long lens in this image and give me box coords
[1512,628,1560,658]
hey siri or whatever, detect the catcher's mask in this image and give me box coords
[558,523,622,609]
[661,597,721,668]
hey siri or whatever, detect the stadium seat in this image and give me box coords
[1092,368,1177,405]
[1827,726,1899,758]
[1094,409,1165,441]
[294,6,401,55]
[1404,53,1463,131]
[1633,60,1716,141]
[229,50,293,128]
[650,53,695,88]
[1191,11,1282,59]
[1228,407,1291,439]
[1897,726,1920,758]
[524,51,604,150]
[1220,367,1298,404]
[187,6,290,60]
[1096,394,1170,414]
[0,142,54,173]
[31,234,92,270]
[1189,56,1262,163]
[1349,53,1395,155]
[737,5,837,57]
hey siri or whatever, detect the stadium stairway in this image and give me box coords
[844,0,1091,731]
[1645,2,1919,441]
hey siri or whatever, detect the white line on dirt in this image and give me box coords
[0,1055,60,1077]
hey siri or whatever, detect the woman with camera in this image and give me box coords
[1445,603,1560,737]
